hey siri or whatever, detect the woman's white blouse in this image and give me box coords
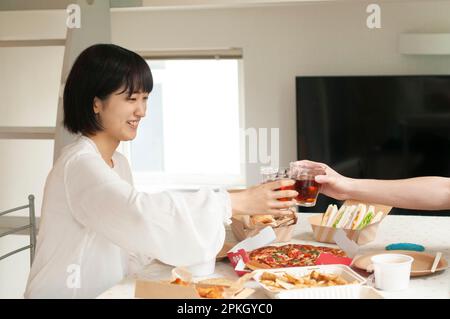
[24,136,232,299]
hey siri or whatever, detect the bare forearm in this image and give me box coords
[346,177,450,210]
[228,190,246,215]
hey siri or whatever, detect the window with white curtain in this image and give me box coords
[121,56,245,192]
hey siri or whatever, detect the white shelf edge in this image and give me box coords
[0,127,56,140]
[399,33,450,55]
[0,39,66,48]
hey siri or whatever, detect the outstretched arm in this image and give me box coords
[297,160,450,211]
[344,176,450,210]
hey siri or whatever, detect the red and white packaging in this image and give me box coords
[227,226,276,276]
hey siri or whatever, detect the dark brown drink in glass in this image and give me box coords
[274,168,295,202]
[294,178,320,206]
[261,167,296,202]
[276,184,296,201]
[289,163,325,207]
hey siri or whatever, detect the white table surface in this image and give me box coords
[97,213,450,299]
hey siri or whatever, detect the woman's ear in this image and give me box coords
[93,97,102,114]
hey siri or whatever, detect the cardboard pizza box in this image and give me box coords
[134,280,255,299]
[308,200,392,245]
[230,209,298,243]
[226,226,354,276]
[134,267,255,299]
[227,226,277,276]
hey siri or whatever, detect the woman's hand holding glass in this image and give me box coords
[229,179,298,216]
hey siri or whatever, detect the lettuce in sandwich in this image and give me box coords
[356,205,375,230]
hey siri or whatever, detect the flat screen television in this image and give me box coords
[296,75,450,216]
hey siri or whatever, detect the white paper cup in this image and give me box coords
[369,254,413,291]
[185,260,216,277]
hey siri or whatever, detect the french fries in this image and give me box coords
[171,278,225,299]
[258,270,358,291]
[195,286,225,299]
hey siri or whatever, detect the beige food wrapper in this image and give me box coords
[308,200,392,245]
[135,267,255,299]
[231,209,298,242]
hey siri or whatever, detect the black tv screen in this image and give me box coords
[296,75,450,216]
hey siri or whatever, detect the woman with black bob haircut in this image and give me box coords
[63,43,154,137]
[24,44,298,299]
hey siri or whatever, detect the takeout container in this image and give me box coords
[134,267,255,299]
[252,264,367,299]
[227,226,277,276]
[231,209,298,242]
[226,226,352,276]
[308,200,392,245]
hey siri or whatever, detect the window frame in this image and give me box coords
[119,49,246,192]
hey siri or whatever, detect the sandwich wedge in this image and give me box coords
[336,205,356,228]
[321,205,335,226]
[334,205,353,228]
[332,205,348,228]
[351,204,367,230]
[325,205,339,227]
[343,205,359,229]
[356,205,376,230]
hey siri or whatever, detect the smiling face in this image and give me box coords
[93,89,149,142]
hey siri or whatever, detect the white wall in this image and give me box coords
[0,10,66,215]
[111,0,450,184]
[0,235,30,298]
[0,10,65,298]
[0,47,63,217]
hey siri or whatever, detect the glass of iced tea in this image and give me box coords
[260,166,278,183]
[260,167,295,202]
[274,167,295,202]
[289,162,325,207]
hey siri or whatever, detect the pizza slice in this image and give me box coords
[248,244,347,269]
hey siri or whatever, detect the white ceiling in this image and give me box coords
[140,0,442,7]
[0,0,438,11]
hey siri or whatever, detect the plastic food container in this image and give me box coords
[252,264,367,299]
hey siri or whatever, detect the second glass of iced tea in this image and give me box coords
[260,167,295,202]
[274,167,295,202]
[289,162,326,207]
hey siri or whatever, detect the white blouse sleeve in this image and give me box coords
[64,153,232,267]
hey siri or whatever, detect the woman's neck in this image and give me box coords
[85,133,119,168]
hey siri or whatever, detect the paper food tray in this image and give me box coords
[135,267,255,299]
[252,264,367,299]
[231,211,298,242]
[309,200,392,245]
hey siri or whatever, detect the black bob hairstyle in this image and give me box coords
[63,43,153,135]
